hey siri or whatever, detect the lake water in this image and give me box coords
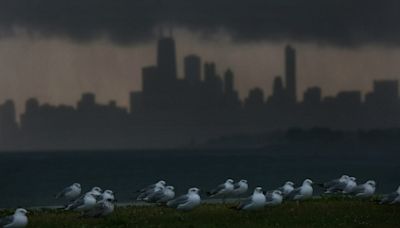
[0,144,399,208]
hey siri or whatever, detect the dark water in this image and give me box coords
[0,145,399,208]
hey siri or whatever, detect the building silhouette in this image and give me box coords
[285,45,296,103]
[184,55,201,84]
[0,37,400,150]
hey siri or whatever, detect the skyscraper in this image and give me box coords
[285,45,296,103]
[157,37,177,81]
[184,55,201,84]
[224,69,234,94]
[204,62,216,82]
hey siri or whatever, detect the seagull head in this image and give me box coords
[188,187,200,194]
[166,186,175,191]
[303,179,313,185]
[158,180,167,186]
[350,177,357,181]
[90,187,102,196]
[340,175,350,180]
[226,179,234,184]
[239,179,248,184]
[92,186,102,192]
[273,190,283,196]
[73,183,81,188]
[366,180,376,187]
[15,208,28,215]
[285,181,295,186]
[254,187,263,194]
[104,190,114,195]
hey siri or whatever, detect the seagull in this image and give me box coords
[88,187,103,197]
[144,186,175,204]
[351,180,376,198]
[167,187,201,211]
[65,192,97,211]
[318,175,349,193]
[0,208,28,228]
[207,179,234,202]
[380,186,400,204]
[137,180,166,200]
[343,177,357,194]
[97,190,115,202]
[232,180,248,197]
[84,198,115,217]
[236,187,266,211]
[287,179,314,201]
[277,181,295,198]
[265,190,283,206]
[55,183,82,202]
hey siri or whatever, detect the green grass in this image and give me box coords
[2,199,400,227]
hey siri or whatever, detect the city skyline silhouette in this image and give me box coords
[0,35,399,150]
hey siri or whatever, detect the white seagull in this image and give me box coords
[65,192,97,211]
[236,187,266,211]
[319,175,349,193]
[167,187,201,211]
[88,187,103,197]
[232,180,249,197]
[85,198,115,217]
[0,208,28,228]
[287,179,314,201]
[97,189,115,202]
[343,177,357,194]
[137,180,166,200]
[351,180,376,198]
[265,190,283,206]
[144,186,175,203]
[277,181,295,198]
[207,179,235,202]
[55,183,82,202]
[380,186,400,204]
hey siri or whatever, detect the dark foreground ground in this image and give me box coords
[1,198,399,228]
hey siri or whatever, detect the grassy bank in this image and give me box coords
[2,199,399,227]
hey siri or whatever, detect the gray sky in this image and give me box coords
[0,0,400,115]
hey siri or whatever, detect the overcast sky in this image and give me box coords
[0,0,400,114]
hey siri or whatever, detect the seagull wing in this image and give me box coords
[350,185,365,195]
[167,195,189,208]
[145,190,165,202]
[327,181,347,192]
[233,183,241,190]
[265,192,274,202]
[56,186,72,199]
[380,192,399,204]
[0,215,14,226]
[323,179,341,188]
[85,202,106,217]
[237,197,253,210]
[286,187,301,200]
[207,184,225,196]
[138,184,156,193]
[66,197,85,210]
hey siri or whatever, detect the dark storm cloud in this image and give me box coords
[0,0,399,46]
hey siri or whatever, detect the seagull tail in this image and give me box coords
[206,191,214,197]
[229,205,240,211]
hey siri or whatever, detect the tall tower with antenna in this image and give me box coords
[156,26,177,81]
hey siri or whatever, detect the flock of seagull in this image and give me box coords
[1,175,400,227]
